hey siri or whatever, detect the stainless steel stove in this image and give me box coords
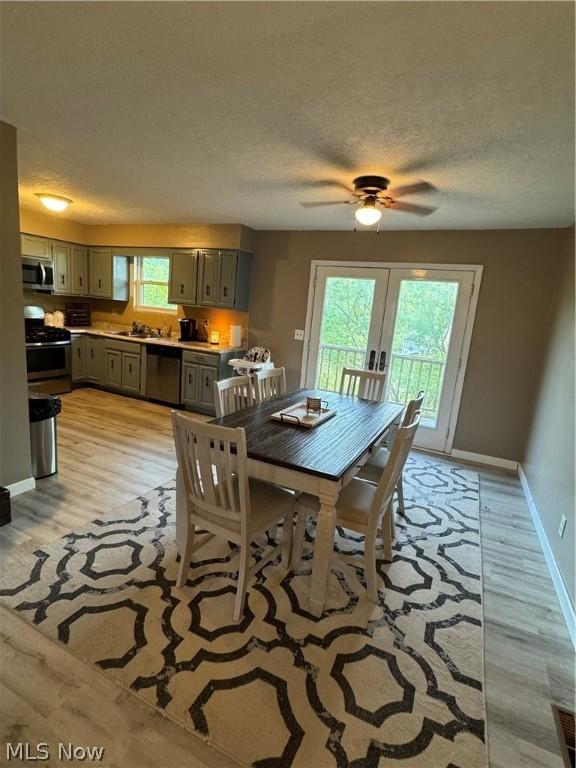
[25,306,71,394]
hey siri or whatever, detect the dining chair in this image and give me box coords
[254,367,287,404]
[293,412,421,602]
[339,367,387,401]
[172,411,294,620]
[357,391,424,515]
[214,375,255,418]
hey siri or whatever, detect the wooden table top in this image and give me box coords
[211,388,404,481]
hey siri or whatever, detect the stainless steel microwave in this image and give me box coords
[22,257,54,291]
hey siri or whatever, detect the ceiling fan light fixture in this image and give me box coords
[35,193,72,213]
[355,198,382,226]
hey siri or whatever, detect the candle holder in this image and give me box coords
[210,330,220,345]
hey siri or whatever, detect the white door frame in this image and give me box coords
[300,260,483,454]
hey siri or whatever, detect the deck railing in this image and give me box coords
[316,344,445,419]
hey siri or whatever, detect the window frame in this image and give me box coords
[133,255,177,313]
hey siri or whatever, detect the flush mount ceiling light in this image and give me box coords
[35,193,72,213]
[354,196,382,226]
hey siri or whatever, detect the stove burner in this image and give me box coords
[25,327,71,344]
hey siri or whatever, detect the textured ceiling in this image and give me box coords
[1,1,574,230]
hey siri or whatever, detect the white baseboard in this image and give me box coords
[5,476,36,497]
[518,465,576,650]
[450,448,518,473]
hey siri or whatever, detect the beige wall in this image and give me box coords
[20,207,87,244]
[0,122,32,487]
[523,227,575,607]
[249,229,567,461]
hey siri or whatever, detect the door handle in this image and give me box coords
[368,350,376,370]
[378,350,386,371]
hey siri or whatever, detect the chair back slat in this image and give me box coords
[214,375,255,417]
[340,367,386,402]
[172,411,249,529]
[255,367,287,403]
[371,412,421,520]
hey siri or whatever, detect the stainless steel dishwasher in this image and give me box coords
[146,345,182,405]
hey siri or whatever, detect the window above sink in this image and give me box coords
[134,256,177,313]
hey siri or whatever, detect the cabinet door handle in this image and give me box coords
[205,376,209,387]
[188,373,192,385]
[110,359,114,370]
[206,285,210,296]
[77,348,81,358]
[129,363,132,374]
[98,278,102,288]
[180,283,184,294]
[79,276,83,287]
[223,286,228,297]
[61,274,65,285]
[91,349,94,359]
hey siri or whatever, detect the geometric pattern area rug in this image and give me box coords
[0,454,486,767]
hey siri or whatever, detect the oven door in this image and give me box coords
[26,341,71,380]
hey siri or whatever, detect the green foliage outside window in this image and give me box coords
[136,257,176,311]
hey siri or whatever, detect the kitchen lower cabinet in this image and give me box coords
[71,335,85,381]
[122,352,141,394]
[181,349,240,415]
[85,337,104,383]
[105,350,123,389]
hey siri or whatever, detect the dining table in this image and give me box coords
[175,388,404,617]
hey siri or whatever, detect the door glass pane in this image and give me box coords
[315,277,376,391]
[385,279,459,427]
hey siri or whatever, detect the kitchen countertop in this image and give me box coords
[67,326,244,354]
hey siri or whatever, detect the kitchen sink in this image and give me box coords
[113,330,160,339]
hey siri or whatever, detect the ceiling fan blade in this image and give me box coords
[391,181,437,198]
[300,200,352,208]
[388,201,437,216]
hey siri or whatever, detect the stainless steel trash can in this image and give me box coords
[29,392,62,478]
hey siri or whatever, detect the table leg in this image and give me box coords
[309,490,339,618]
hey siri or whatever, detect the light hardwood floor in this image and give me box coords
[1,389,574,768]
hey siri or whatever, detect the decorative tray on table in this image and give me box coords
[270,402,336,429]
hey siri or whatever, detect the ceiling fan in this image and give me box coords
[300,175,437,227]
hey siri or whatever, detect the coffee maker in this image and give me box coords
[178,318,196,342]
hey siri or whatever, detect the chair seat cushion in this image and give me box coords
[297,478,377,528]
[357,447,390,484]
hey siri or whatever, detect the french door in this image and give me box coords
[303,264,478,452]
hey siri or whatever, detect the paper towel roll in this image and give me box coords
[230,324,242,347]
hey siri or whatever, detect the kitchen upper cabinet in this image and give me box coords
[196,250,252,310]
[89,250,129,300]
[52,243,71,295]
[218,251,237,307]
[70,246,89,295]
[168,250,198,305]
[198,250,220,306]
[89,249,112,297]
[21,233,52,260]
[85,336,104,383]
[71,335,85,381]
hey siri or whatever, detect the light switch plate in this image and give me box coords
[558,515,567,538]
[294,329,305,341]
